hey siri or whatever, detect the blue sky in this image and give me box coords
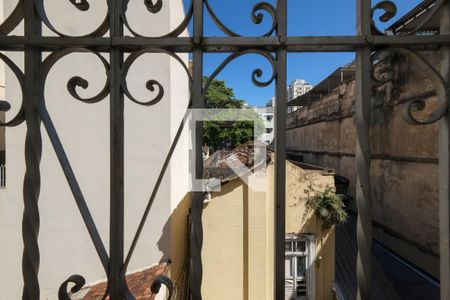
[183,1,423,106]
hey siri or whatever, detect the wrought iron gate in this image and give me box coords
[0,0,449,299]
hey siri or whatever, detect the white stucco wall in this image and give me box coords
[0,1,190,298]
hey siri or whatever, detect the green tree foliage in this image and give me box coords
[203,77,264,151]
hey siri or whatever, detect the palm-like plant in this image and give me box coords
[306,186,348,229]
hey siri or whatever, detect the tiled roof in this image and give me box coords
[72,264,169,300]
[203,141,269,182]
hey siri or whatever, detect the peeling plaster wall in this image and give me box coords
[286,52,441,277]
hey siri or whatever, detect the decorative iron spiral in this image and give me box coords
[151,275,174,299]
[0,52,26,127]
[39,48,110,104]
[203,49,276,100]
[121,49,192,106]
[371,0,397,35]
[0,0,24,35]
[204,0,276,37]
[58,275,86,300]
[121,0,193,38]
[34,0,109,37]
[372,47,448,125]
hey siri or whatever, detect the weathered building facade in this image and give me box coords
[286,51,441,277]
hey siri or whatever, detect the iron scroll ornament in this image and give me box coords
[34,0,109,37]
[392,48,449,125]
[40,48,111,104]
[36,48,192,299]
[202,49,277,99]
[121,49,192,106]
[0,52,25,127]
[204,0,277,37]
[37,48,111,300]
[0,0,24,36]
[370,1,449,125]
[121,0,193,38]
[58,275,86,300]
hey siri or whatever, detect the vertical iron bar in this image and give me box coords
[190,0,204,299]
[109,0,125,299]
[22,1,42,299]
[439,2,450,299]
[275,0,287,299]
[355,0,372,299]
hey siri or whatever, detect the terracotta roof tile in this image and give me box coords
[73,264,169,300]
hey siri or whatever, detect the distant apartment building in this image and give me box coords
[253,106,274,146]
[266,96,275,107]
[287,79,314,113]
[266,80,314,114]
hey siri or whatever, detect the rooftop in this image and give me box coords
[71,264,169,300]
[386,0,439,35]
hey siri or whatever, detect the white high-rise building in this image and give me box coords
[287,79,313,113]
[266,96,275,107]
[253,107,274,146]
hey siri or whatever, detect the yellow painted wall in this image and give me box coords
[170,192,192,300]
[285,161,335,300]
[202,160,336,300]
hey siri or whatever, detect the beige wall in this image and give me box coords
[202,160,336,300]
[169,192,191,300]
[286,52,440,277]
[286,161,335,300]
[0,1,191,298]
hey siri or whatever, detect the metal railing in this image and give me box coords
[0,0,448,299]
[0,164,5,188]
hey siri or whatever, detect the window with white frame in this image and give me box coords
[285,234,315,300]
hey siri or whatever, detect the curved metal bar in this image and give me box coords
[40,48,110,104]
[0,52,26,127]
[34,48,111,271]
[203,49,276,99]
[121,0,193,38]
[34,0,109,37]
[0,101,11,111]
[37,101,110,271]
[121,49,192,106]
[69,0,90,12]
[151,275,174,300]
[122,104,192,276]
[375,47,448,125]
[143,0,163,13]
[0,0,24,35]
[204,0,276,37]
[371,1,397,35]
[58,274,86,300]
